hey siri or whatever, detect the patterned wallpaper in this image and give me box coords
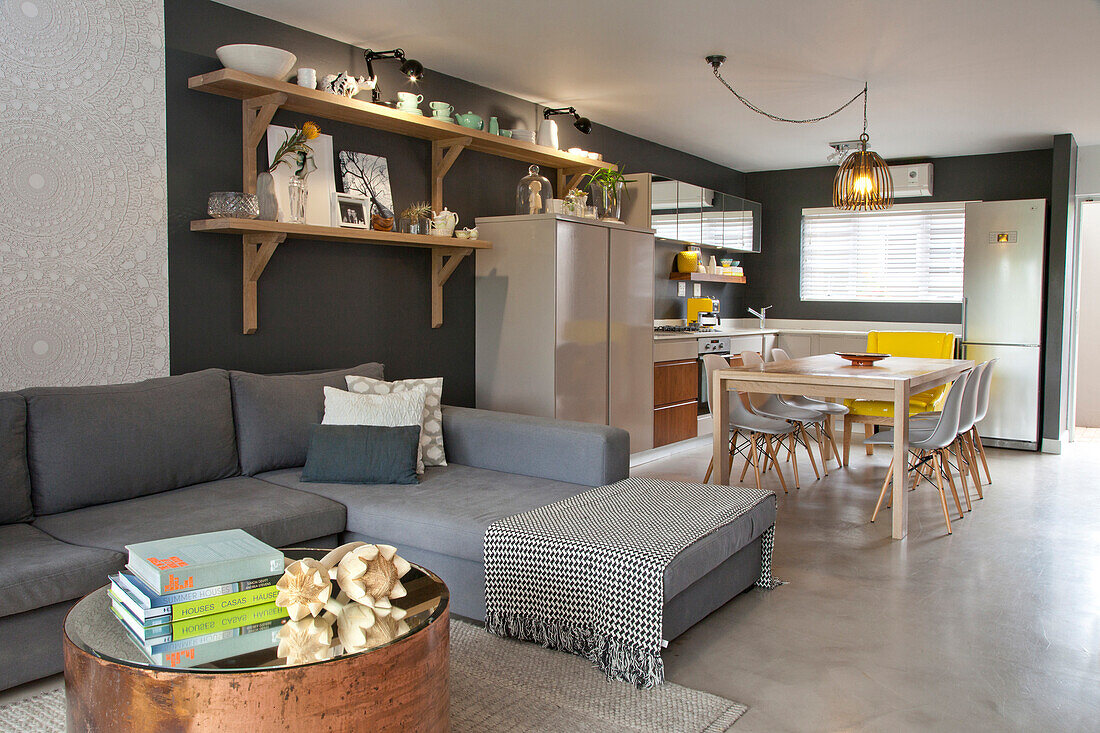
[0,0,168,390]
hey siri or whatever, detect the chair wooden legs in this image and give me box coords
[939,449,964,519]
[764,435,788,493]
[788,432,801,489]
[797,424,821,479]
[964,433,984,498]
[871,457,894,523]
[703,457,714,484]
[865,423,874,455]
[954,440,973,511]
[843,417,852,466]
[750,434,762,491]
[931,451,953,534]
[815,423,830,476]
[972,427,992,484]
[825,415,843,465]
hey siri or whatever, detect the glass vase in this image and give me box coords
[589,180,623,221]
[287,177,308,224]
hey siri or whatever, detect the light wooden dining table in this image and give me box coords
[711,354,973,539]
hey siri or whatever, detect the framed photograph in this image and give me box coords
[339,151,394,218]
[332,192,369,228]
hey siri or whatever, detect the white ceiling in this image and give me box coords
[215,0,1100,172]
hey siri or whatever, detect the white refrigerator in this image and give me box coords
[962,199,1046,449]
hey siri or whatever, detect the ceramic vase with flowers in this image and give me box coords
[261,121,320,221]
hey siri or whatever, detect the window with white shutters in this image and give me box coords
[799,202,966,302]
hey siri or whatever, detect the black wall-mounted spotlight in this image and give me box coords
[363,48,424,103]
[543,106,592,134]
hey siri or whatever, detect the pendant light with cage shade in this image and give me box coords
[705,55,892,211]
[832,88,892,210]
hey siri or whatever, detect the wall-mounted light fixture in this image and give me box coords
[543,106,592,134]
[363,48,424,103]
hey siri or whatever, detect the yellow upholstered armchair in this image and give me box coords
[842,331,957,465]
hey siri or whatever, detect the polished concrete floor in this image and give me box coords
[637,438,1100,732]
[3,440,1096,731]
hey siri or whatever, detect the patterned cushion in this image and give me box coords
[321,386,428,473]
[345,376,446,468]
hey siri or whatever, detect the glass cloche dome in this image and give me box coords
[516,165,553,215]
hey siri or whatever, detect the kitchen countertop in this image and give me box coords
[652,327,878,341]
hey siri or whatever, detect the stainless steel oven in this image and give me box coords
[697,336,731,415]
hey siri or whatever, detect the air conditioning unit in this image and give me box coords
[889,163,933,198]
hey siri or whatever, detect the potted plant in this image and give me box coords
[581,167,633,221]
[398,201,433,234]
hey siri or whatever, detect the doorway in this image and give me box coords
[1074,200,1100,439]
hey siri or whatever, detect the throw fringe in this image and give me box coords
[486,611,665,689]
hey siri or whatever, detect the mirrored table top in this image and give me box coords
[65,548,448,673]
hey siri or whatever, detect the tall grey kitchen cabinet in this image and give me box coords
[474,214,655,452]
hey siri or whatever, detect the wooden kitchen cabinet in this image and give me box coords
[654,359,699,447]
[654,400,699,447]
[654,359,698,407]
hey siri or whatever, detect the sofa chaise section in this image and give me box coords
[259,406,775,639]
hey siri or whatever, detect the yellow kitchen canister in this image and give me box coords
[676,249,699,273]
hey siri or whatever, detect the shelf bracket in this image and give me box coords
[241,233,286,334]
[241,93,287,194]
[431,137,472,211]
[557,166,595,200]
[430,246,473,328]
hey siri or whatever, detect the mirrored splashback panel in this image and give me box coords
[622,174,761,252]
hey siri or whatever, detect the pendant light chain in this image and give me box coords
[710,65,867,126]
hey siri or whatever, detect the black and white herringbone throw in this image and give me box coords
[484,477,782,689]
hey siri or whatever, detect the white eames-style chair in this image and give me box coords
[740,350,827,481]
[867,370,972,534]
[701,353,800,492]
[771,347,848,467]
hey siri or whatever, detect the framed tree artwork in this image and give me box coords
[339,151,394,219]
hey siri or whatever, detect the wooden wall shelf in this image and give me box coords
[669,272,747,285]
[189,69,613,206]
[192,219,485,334]
[187,68,613,332]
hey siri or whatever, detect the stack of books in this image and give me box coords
[110,529,289,668]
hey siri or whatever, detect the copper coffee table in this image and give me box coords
[63,549,450,732]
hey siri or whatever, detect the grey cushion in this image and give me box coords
[261,465,775,605]
[33,476,346,553]
[230,362,385,476]
[0,393,33,525]
[0,523,124,618]
[24,370,240,515]
[302,425,420,485]
[259,464,588,563]
[441,406,630,487]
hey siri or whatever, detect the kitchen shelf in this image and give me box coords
[191,219,488,334]
[669,272,747,285]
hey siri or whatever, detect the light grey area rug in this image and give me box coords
[0,621,745,732]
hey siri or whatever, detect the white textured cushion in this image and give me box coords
[345,376,446,467]
[322,386,429,472]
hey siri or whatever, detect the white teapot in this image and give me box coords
[430,208,459,237]
[320,72,372,98]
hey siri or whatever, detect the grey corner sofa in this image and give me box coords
[0,364,774,691]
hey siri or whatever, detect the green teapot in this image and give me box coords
[455,111,484,131]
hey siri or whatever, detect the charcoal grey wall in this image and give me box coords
[166,0,745,405]
[742,149,1054,323]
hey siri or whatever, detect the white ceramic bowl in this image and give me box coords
[216,44,297,81]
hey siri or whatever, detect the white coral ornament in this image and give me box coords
[334,598,378,653]
[275,559,332,621]
[277,616,335,665]
[336,544,413,605]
